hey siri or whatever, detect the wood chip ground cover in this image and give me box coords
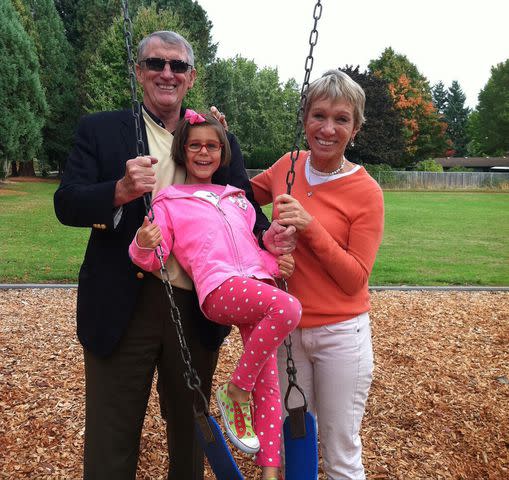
[1,290,507,479]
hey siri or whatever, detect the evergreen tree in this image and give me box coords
[472,59,509,155]
[24,0,78,173]
[432,81,448,115]
[444,81,470,157]
[144,0,217,66]
[0,0,47,177]
[341,65,406,167]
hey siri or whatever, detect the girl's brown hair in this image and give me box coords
[171,113,231,167]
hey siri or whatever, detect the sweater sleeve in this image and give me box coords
[301,186,384,296]
[250,163,276,206]
[128,199,175,272]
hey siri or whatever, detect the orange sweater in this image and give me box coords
[251,152,384,328]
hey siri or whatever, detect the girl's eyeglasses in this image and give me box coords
[185,141,223,153]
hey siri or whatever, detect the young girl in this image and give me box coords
[129,110,301,480]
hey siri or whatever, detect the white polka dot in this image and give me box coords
[220,296,223,300]
[229,279,234,283]
[269,458,273,462]
[271,370,275,374]
[257,291,262,295]
[245,299,249,303]
[271,326,276,330]
[232,296,236,301]
[274,337,279,341]
[289,298,294,302]
[259,301,263,305]
[259,338,264,342]
[279,309,284,314]
[287,320,292,324]
[230,287,234,291]
[270,424,274,428]
[261,396,266,401]
[269,441,273,445]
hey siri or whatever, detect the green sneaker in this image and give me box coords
[216,383,260,454]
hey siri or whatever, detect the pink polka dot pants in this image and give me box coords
[203,276,301,467]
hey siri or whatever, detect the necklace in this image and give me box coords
[309,155,345,176]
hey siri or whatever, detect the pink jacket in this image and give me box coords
[129,184,279,307]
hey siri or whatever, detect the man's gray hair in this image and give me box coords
[137,31,195,66]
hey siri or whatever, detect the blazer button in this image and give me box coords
[137,272,144,279]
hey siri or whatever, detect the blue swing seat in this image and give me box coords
[283,407,319,480]
[195,413,244,480]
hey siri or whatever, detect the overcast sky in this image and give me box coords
[196,0,508,109]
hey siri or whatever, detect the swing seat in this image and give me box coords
[283,407,318,480]
[195,413,245,480]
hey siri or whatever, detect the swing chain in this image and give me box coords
[121,0,207,410]
[285,0,323,195]
[283,0,322,407]
[121,0,154,220]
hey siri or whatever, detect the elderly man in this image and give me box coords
[54,30,294,480]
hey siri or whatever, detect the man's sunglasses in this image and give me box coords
[139,58,193,73]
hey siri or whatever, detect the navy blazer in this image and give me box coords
[54,109,270,357]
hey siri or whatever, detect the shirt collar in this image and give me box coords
[142,103,187,133]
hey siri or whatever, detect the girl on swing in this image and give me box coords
[129,110,301,480]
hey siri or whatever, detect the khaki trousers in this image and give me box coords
[83,275,219,480]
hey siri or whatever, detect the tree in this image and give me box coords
[444,81,470,157]
[0,0,47,177]
[369,48,448,162]
[24,0,78,174]
[144,0,217,66]
[204,56,300,168]
[470,59,509,155]
[83,5,206,113]
[341,65,406,168]
[432,81,448,115]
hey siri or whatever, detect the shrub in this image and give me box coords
[415,159,443,172]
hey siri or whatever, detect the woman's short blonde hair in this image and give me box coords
[304,70,366,129]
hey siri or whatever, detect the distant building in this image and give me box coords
[435,157,509,172]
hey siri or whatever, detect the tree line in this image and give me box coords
[1,0,508,178]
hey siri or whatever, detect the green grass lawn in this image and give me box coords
[1,180,508,285]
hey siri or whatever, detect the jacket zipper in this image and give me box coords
[216,198,245,276]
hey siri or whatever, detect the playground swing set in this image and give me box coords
[120,1,323,478]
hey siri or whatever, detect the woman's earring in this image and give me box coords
[349,139,355,148]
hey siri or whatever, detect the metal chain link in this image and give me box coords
[120,0,154,220]
[285,0,323,195]
[283,0,322,409]
[120,0,207,411]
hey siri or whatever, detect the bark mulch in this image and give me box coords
[1,289,508,479]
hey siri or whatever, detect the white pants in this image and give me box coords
[278,313,373,480]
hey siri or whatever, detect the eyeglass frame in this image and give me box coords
[138,57,193,73]
[185,141,224,153]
